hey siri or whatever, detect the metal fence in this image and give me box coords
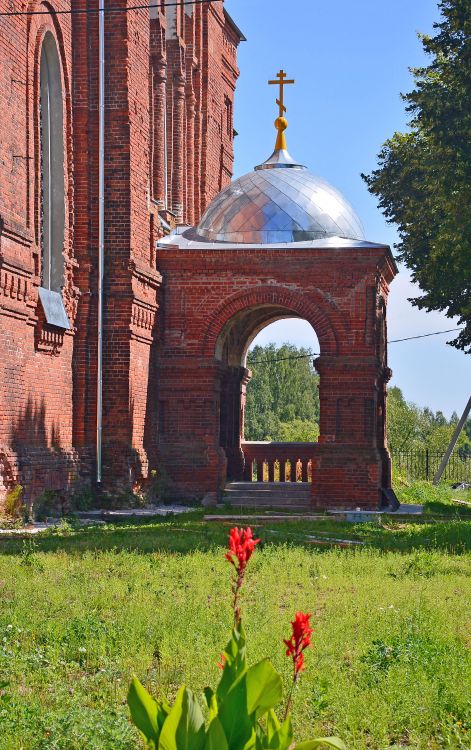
[390,448,471,483]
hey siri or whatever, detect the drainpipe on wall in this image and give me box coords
[97,0,105,484]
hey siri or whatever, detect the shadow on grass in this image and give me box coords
[0,511,470,556]
[423,500,471,517]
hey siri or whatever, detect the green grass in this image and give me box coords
[0,514,470,749]
[395,479,471,517]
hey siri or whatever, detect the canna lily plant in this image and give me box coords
[127,527,345,750]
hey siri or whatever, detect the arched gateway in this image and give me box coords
[157,75,397,509]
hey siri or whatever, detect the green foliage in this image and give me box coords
[19,539,44,572]
[128,621,343,750]
[145,467,171,504]
[362,0,471,352]
[33,489,63,520]
[396,479,471,516]
[388,386,470,454]
[278,419,319,443]
[4,484,24,519]
[245,344,319,441]
[69,484,94,512]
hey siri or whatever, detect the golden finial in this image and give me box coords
[268,69,295,150]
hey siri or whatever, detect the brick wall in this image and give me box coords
[0,0,80,506]
[0,0,242,507]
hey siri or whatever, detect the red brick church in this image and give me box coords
[0,0,397,510]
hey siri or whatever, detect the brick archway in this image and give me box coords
[201,284,344,360]
[157,239,396,508]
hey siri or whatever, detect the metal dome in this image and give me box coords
[196,147,365,245]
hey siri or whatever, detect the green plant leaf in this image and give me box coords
[255,720,267,750]
[294,738,347,750]
[204,686,218,721]
[159,685,205,750]
[265,709,280,743]
[127,676,162,746]
[267,713,293,750]
[218,676,253,750]
[217,622,247,702]
[205,717,228,750]
[242,728,257,750]
[246,659,283,717]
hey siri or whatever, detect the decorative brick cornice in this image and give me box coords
[128,260,161,343]
[0,260,31,321]
[128,259,162,289]
[34,323,65,355]
[130,299,157,343]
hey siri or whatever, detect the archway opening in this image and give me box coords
[246,318,320,441]
[215,308,321,483]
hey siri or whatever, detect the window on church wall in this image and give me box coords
[224,95,233,137]
[39,31,65,293]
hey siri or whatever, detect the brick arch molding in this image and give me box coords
[201,284,346,359]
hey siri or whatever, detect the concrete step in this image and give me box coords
[225,482,310,493]
[225,505,311,512]
[224,482,311,509]
[225,490,311,498]
[225,490,311,499]
[226,499,311,505]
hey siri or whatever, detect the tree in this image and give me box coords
[244,344,319,441]
[387,385,470,454]
[362,0,471,353]
[278,418,319,443]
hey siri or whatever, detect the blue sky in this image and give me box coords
[224,0,469,418]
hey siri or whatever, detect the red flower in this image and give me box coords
[283,611,313,675]
[225,527,260,575]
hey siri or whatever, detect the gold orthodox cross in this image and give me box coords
[268,69,295,118]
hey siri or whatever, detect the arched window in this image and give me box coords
[39,31,65,292]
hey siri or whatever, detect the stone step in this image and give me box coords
[227,496,310,502]
[224,481,311,509]
[225,482,311,492]
[225,491,311,499]
[223,505,311,512]
[230,502,311,513]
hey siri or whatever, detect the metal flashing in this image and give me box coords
[38,287,71,330]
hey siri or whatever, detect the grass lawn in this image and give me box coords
[395,480,471,517]
[0,513,470,750]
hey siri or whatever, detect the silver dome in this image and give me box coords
[196,148,365,245]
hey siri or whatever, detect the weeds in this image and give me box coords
[19,538,44,571]
[4,485,24,520]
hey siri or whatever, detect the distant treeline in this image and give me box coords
[245,344,471,456]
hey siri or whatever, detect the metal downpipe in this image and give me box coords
[97,0,105,484]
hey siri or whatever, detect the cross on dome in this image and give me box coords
[268,69,295,151]
[193,67,365,244]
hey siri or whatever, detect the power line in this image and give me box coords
[249,351,318,365]
[248,327,464,365]
[0,0,219,18]
[388,327,462,343]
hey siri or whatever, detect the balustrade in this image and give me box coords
[242,441,316,483]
